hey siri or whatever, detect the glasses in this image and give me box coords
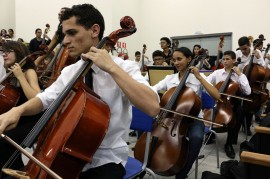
[153,57,164,61]
[2,49,14,55]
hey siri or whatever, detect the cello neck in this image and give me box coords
[164,55,199,110]
[218,69,233,93]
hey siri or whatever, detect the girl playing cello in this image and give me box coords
[152,47,220,179]
[0,41,43,172]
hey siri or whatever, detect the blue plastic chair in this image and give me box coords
[123,106,156,179]
[195,91,219,179]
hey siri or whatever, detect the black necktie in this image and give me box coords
[85,68,94,89]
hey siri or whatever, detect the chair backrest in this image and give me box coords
[201,91,215,109]
[130,106,153,132]
[147,66,176,86]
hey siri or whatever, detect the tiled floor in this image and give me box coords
[21,123,255,179]
[127,124,255,179]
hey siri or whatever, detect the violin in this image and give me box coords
[211,36,224,70]
[2,16,137,179]
[134,55,202,176]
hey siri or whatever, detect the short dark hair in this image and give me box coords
[61,4,105,41]
[160,37,171,46]
[238,36,250,46]
[135,51,141,56]
[224,50,236,60]
[8,29,14,33]
[152,50,164,59]
[35,28,41,33]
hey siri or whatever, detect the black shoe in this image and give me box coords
[204,133,215,145]
[129,131,137,137]
[243,128,252,136]
[246,128,252,136]
[224,144,235,159]
[255,116,261,124]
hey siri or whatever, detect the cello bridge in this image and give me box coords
[157,121,169,129]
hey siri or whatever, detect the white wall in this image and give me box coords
[0,0,15,32]
[2,0,270,60]
[15,0,113,43]
[111,0,270,60]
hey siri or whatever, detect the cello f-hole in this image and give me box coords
[170,120,177,137]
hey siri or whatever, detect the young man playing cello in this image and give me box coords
[206,50,251,158]
[236,36,265,136]
[0,4,160,179]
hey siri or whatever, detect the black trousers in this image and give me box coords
[226,103,245,145]
[243,112,253,128]
[79,163,126,179]
[0,118,38,171]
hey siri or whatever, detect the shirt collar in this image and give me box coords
[221,68,237,76]
[171,72,180,84]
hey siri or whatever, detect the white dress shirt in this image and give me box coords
[206,68,251,95]
[0,55,6,80]
[262,50,270,68]
[235,48,265,72]
[153,72,203,97]
[153,72,210,118]
[37,56,157,170]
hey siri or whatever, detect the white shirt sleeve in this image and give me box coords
[238,74,251,95]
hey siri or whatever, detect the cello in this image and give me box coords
[0,51,47,115]
[141,44,147,72]
[211,36,224,70]
[1,16,137,179]
[263,43,270,82]
[242,37,268,113]
[39,24,51,51]
[38,43,76,88]
[134,55,202,176]
[203,65,239,133]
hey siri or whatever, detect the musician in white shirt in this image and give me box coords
[235,36,265,137]
[235,36,265,71]
[0,54,6,80]
[206,50,251,159]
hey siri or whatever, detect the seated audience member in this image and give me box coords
[8,29,15,41]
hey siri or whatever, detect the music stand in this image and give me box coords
[147,66,177,86]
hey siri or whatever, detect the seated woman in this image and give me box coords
[152,47,220,179]
[0,41,43,171]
